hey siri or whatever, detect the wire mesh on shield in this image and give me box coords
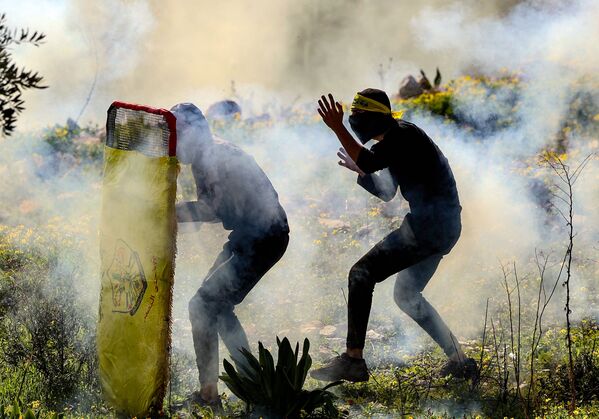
[106,104,172,157]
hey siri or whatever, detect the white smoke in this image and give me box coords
[0,0,597,399]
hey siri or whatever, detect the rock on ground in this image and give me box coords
[399,75,424,99]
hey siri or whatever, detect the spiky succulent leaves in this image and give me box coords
[288,385,341,418]
[220,347,268,405]
[234,354,270,406]
[273,337,304,415]
[236,346,262,383]
[220,359,251,402]
[273,352,295,413]
[434,67,442,88]
[298,388,340,416]
[275,337,295,393]
[309,390,339,418]
[222,337,341,418]
[279,337,319,418]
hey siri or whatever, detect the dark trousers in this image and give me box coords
[346,213,461,357]
[188,228,289,385]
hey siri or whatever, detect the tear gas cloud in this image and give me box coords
[7,0,523,129]
[1,0,598,375]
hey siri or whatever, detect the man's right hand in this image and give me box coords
[317,93,364,162]
[337,147,366,177]
[318,94,344,133]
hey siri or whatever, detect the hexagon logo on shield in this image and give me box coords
[104,239,147,315]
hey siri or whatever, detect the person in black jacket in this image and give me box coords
[310,89,477,382]
[171,103,289,406]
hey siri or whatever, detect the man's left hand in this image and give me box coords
[337,147,366,177]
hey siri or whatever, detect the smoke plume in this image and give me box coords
[1,0,598,390]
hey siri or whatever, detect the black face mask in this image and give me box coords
[349,113,393,144]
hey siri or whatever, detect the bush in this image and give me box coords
[0,227,99,409]
[537,320,599,405]
[220,337,341,418]
[43,120,103,164]
[393,74,521,134]
[394,73,599,144]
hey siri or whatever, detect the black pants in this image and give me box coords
[188,228,289,385]
[346,213,461,357]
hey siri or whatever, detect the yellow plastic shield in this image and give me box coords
[97,102,178,417]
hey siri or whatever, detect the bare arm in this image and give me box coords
[337,146,398,201]
[318,94,364,162]
[337,147,365,177]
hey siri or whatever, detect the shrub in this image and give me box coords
[43,120,103,164]
[220,337,341,418]
[0,227,99,409]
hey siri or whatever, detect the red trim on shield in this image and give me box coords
[110,101,178,157]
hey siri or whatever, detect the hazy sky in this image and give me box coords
[2,0,531,129]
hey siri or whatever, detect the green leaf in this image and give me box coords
[258,342,275,399]
[222,358,263,403]
[276,337,297,381]
[221,360,248,401]
[239,346,261,373]
[232,350,261,384]
[295,338,312,390]
[434,67,442,88]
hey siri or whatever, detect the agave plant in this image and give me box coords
[220,337,341,418]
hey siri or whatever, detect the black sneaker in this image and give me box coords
[310,353,369,382]
[440,357,479,380]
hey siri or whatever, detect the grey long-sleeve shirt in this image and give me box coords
[177,137,288,237]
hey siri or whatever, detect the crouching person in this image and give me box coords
[310,90,477,383]
[171,103,289,407]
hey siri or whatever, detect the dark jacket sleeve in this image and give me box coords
[357,169,399,202]
[176,201,219,223]
[356,139,395,174]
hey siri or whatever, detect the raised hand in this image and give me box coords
[318,93,344,132]
[317,92,363,162]
[337,147,366,177]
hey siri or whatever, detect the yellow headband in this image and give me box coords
[350,93,404,119]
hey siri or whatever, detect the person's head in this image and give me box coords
[206,100,242,121]
[348,88,395,143]
[170,102,213,164]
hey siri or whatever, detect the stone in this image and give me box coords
[318,217,350,230]
[300,320,324,334]
[319,325,337,337]
[399,75,424,99]
[366,329,384,340]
